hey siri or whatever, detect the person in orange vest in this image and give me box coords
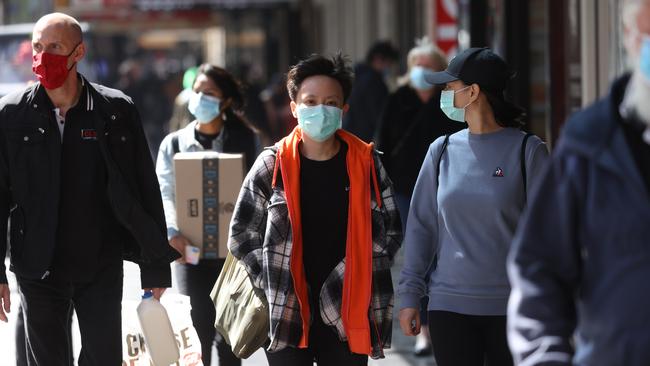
[228,53,403,365]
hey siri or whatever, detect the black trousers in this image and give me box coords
[265,316,368,366]
[428,310,513,366]
[15,304,74,366]
[175,261,240,366]
[16,261,123,366]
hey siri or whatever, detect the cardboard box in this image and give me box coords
[174,151,244,259]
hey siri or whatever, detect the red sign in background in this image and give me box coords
[436,0,458,57]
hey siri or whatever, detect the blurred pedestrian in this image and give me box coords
[117,57,170,156]
[0,13,179,365]
[167,66,197,133]
[507,0,650,364]
[343,41,399,142]
[398,47,548,366]
[228,54,403,365]
[377,38,465,356]
[240,63,273,146]
[156,63,260,366]
[260,73,296,142]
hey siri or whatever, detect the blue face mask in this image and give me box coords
[188,92,221,124]
[440,86,472,123]
[409,66,435,91]
[640,36,650,80]
[296,104,342,142]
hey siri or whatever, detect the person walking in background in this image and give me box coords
[343,41,399,142]
[156,63,260,366]
[377,38,465,356]
[0,13,179,365]
[508,0,650,364]
[116,57,171,156]
[228,54,402,365]
[166,66,198,133]
[398,48,548,366]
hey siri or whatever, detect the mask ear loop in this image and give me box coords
[66,42,82,71]
[455,85,474,109]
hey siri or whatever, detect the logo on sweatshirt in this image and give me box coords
[493,167,504,177]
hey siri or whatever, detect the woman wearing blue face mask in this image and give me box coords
[397,48,549,366]
[376,38,465,357]
[155,63,261,366]
[227,54,403,365]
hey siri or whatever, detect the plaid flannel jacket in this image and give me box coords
[228,147,402,359]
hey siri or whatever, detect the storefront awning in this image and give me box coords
[68,0,294,10]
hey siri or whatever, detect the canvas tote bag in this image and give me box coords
[211,252,269,359]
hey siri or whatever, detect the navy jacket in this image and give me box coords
[508,75,650,365]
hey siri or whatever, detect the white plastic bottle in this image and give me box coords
[136,291,180,365]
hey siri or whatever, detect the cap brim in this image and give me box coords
[425,70,459,85]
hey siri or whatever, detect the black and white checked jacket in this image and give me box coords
[228,147,402,358]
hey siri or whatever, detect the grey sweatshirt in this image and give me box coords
[398,128,549,316]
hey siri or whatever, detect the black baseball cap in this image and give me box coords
[425,47,513,92]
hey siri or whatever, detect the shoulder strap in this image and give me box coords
[172,134,180,155]
[436,134,451,187]
[521,133,533,201]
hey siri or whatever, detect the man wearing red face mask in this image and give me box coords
[0,13,180,365]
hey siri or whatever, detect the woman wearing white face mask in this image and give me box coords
[377,37,465,357]
[397,48,549,366]
[155,63,260,366]
[227,54,403,365]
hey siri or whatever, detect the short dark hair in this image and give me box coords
[365,41,399,64]
[286,53,354,103]
[196,63,245,111]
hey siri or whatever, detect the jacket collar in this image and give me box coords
[28,73,95,117]
[177,120,227,151]
[560,74,647,199]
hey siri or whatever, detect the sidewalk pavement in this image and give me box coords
[0,257,436,366]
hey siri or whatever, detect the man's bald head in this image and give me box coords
[33,13,83,47]
[32,12,85,67]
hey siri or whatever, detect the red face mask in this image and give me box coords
[32,44,79,90]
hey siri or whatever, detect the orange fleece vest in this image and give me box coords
[272,127,382,355]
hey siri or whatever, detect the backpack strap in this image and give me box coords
[436,134,451,187]
[172,134,180,155]
[521,133,533,201]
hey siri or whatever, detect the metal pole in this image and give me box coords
[0,0,6,25]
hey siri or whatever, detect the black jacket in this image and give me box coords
[342,63,390,142]
[377,85,466,196]
[0,76,180,287]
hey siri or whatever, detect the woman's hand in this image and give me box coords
[169,234,192,263]
[399,307,421,336]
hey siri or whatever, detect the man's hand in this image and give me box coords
[0,284,10,323]
[143,288,167,301]
[169,235,191,263]
[399,307,421,336]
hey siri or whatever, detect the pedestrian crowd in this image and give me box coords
[0,0,649,365]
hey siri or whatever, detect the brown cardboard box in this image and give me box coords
[173,152,244,259]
